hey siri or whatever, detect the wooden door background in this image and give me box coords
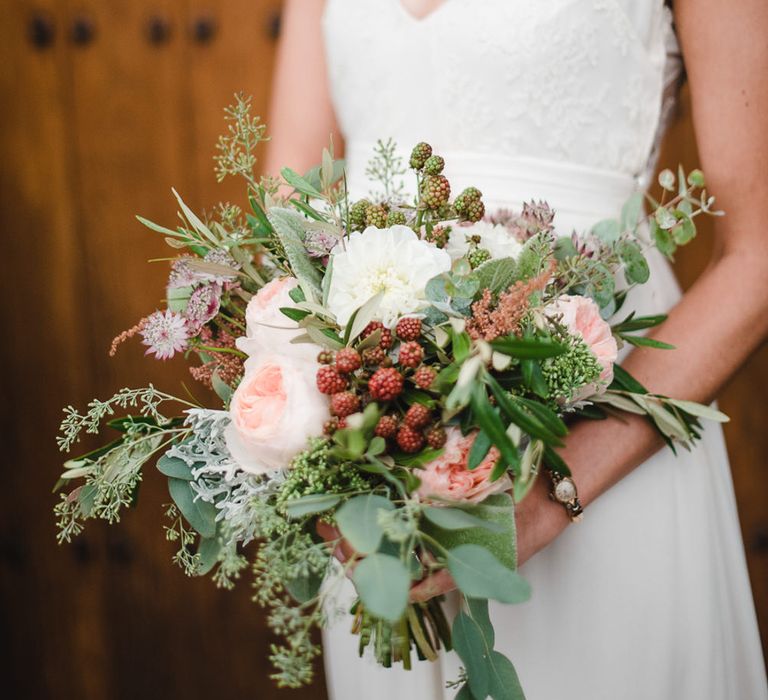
[0,2,765,698]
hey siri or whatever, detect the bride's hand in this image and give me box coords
[411,476,570,603]
[316,520,357,564]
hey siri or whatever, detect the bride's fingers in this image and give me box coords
[316,520,358,564]
[409,570,456,603]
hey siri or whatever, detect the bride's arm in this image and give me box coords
[513,0,768,565]
[410,0,768,601]
[263,0,341,177]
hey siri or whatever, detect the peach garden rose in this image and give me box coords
[236,276,318,363]
[547,294,618,400]
[224,353,329,474]
[415,427,512,504]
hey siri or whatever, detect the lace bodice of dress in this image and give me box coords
[322,0,678,182]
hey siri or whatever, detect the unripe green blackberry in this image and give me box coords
[423,155,445,176]
[365,204,388,229]
[349,199,370,231]
[420,175,451,210]
[425,224,450,248]
[468,247,492,268]
[386,210,407,226]
[409,142,433,170]
[462,198,485,223]
[454,186,482,214]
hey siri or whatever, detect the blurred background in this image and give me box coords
[1,2,765,698]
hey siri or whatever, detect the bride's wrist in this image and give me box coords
[515,470,571,567]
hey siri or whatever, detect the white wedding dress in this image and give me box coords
[319,1,768,698]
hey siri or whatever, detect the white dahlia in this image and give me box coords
[327,225,451,328]
[446,221,524,262]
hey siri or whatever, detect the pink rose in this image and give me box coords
[236,277,319,363]
[547,294,618,400]
[415,428,512,504]
[224,354,329,473]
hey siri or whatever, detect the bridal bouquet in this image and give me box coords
[54,95,726,699]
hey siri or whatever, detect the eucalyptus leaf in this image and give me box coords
[452,611,491,699]
[167,477,217,539]
[447,545,531,604]
[196,536,221,576]
[284,493,341,518]
[591,218,621,243]
[620,192,644,233]
[335,494,394,554]
[156,452,194,480]
[351,553,410,622]
[617,239,650,284]
[211,370,234,404]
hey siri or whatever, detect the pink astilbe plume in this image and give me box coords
[109,318,147,357]
[189,325,244,389]
[466,260,555,341]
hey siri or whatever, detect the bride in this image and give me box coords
[264,1,768,698]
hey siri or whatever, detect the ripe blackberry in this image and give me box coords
[404,403,432,429]
[413,366,437,390]
[331,391,360,417]
[362,321,393,349]
[374,415,399,439]
[409,142,433,170]
[397,425,424,453]
[368,367,404,401]
[425,425,447,449]
[420,175,451,209]
[316,366,347,394]
[423,155,445,176]
[365,204,388,229]
[395,317,422,341]
[398,341,424,368]
[335,348,362,374]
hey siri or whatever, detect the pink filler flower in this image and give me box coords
[415,428,512,504]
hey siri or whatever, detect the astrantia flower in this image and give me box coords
[446,221,524,262]
[184,283,221,334]
[167,253,239,290]
[140,309,189,360]
[327,225,451,328]
[304,228,340,258]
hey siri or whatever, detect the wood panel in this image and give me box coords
[1,1,324,698]
[659,84,768,652]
